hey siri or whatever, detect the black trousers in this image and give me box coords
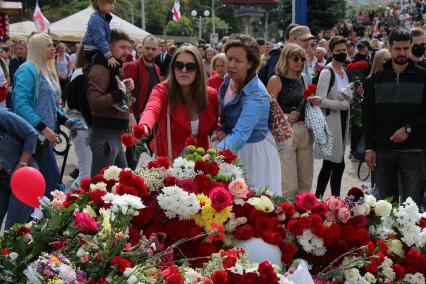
[315,160,346,197]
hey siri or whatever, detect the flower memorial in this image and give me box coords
[1,141,426,283]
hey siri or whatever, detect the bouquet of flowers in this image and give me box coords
[297,84,318,113]
[346,61,369,127]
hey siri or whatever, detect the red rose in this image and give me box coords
[258,261,275,278]
[79,177,92,191]
[111,256,132,273]
[194,174,211,191]
[419,217,426,228]
[288,219,305,236]
[147,160,160,169]
[392,264,406,280]
[132,124,146,139]
[121,133,135,148]
[194,160,207,173]
[128,226,141,246]
[163,176,177,187]
[177,178,198,193]
[295,192,318,212]
[73,211,98,234]
[209,187,233,212]
[234,224,255,240]
[52,239,67,252]
[347,187,364,202]
[205,162,220,176]
[261,231,281,245]
[158,157,171,169]
[0,248,10,255]
[218,149,237,163]
[312,202,328,216]
[211,270,227,284]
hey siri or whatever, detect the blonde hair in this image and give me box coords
[27,33,61,96]
[370,48,390,77]
[211,53,226,70]
[275,43,306,77]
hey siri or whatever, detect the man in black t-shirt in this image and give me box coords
[124,35,161,169]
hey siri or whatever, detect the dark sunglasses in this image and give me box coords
[289,56,306,63]
[173,61,198,72]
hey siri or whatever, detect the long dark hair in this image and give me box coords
[223,35,260,92]
[165,45,208,112]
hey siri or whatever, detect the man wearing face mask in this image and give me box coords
[410,28,426,69]
[363,28,426,206]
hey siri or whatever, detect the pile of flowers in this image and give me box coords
[1,140,426,283]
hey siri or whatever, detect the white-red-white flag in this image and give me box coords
[33,2,50,33]
[172,0,181,22]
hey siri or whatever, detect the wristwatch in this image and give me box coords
[404,124,412,134]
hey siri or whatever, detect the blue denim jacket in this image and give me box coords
[217,74,270,152]
[0,109,38,175]
[82,10,112,59]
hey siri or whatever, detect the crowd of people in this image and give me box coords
[0,0,426,229]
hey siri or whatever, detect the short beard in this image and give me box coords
[143,55,154,64]
[393,57,408,65]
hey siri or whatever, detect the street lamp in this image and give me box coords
[191,9,210,41]
[259,9,275,41]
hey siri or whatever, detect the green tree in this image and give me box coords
[164,15,194,37]
[275,0,347,35]
[202,17,229,40]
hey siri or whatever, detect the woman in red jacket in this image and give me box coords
[138,45,219,160]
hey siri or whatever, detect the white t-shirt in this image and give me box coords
[191,119,199,136]
[56,54,70,78]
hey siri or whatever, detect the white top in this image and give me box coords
[335,68,350,94]
[190,119,199,136]
[56,54,70,78]
[224,81,236,106]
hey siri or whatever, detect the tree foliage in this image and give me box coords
[164,15,194,37]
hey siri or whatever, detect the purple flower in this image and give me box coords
[76,269,87,281]
[43,268,55,277]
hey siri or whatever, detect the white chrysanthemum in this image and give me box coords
[297,229,326,256]
[403,273,426,284]
[102,193,145,216]
[374,200,392,217]
[379,257,393,269]
[344,268,363,282]
[171,157,196,179]
[184,268,201,282]
[363,272,376,283]
[90,182,107,192]
[418,229,426,247]
[364,195,377,207]
[401,225,421,246]
[382,267,396,281]
[157,186,200,220]
[103,166,122,181]
[135,167,169,192]
[217,162,244,180]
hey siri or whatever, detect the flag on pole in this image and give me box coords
[172,0,181,22]
[33,2,50,33]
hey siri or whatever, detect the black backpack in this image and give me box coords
[64,69,92,126]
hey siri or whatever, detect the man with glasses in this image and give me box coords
[124,35,161,169]
[411,28,426,69]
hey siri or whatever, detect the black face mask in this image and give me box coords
[333,52,347,63]
[412,44,426,57]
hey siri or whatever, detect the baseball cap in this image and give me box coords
[289,26,315,41]
[357,39,372,50]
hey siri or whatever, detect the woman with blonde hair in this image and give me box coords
[267,43,321,198]
[138,45,219,159]
[207,53,226,92]
[13,33,75,197]
[369,48,391,77]
[204,47,216,77]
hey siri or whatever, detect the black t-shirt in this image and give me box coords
[142,66,160,111]
[415,58,426,70]
[277,76,306,121]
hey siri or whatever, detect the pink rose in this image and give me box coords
[209,187,233,212]
[325,211,337,223]
[228,179,249,199]
[295,192,318,212]
[73,211,98,234]
[177,178,198,194]
[326,197,345,211]
[80,254,90,263]
[312,202,328,216]
[337,207,350,223]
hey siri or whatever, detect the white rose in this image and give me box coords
[354,203,370,216]
[363,272,376,283]
[364,195,377,207]
[374,200,392,217]
[344,268,361,281]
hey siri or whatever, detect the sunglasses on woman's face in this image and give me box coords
[289,56,306,63]
[174,61,198,72]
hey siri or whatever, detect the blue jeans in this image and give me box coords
[376,150,424,205]
[38,147,60,198]
[0,170,33,230]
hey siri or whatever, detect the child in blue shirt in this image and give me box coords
[82,0,129,112]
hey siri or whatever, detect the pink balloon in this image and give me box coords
[11,167,46,208]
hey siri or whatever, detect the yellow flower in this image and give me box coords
[98,208,111,238]
[196,194,211,207]
[50,255,60,264]
[83,205,97,218]
[192,204,232,230]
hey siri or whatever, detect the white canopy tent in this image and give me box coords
[9,21,37,40]
[49,7,150,43]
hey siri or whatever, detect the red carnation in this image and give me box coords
[254,216,275,233]
[211,270,227,284]
[194,174,211,191]
[258,261,276,278]
[147,160,160,169]
[279,242,297,265]
[261,231,281,245]
[88,189,107,207]
[121,133,135,148]
[0,248,11,255]
[288,219,305,236]
[161,263,184,284]
[111,256,132,273]
[303,89,311,99]
[208,223,225,241]
[128,226,141,246]
[279,202,296,218]
[194,160,207,173]
[393,264,406,280]
[163,176,177,187]
[17,226,30,236]
[132,124,146,139]
[234,224,255,240]
[79,177,92,191]
[177,178,198,193]
[205,162,220,176]
[157,157,171,169]
[307,84,317,94]
[419,217,426,228]
[219,149,238,163]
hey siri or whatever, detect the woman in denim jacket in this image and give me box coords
[13,34,71,197]
[215,35,281,195]
[0,108,38,230]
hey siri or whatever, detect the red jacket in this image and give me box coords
[123,57,161,115]
[207,75,224,92]
[139,83,219,159]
